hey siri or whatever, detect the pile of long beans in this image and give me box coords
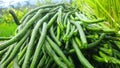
[0,3,120,68]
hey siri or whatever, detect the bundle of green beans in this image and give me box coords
[0,3,120,68]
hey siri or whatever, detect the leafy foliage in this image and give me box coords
[72,0,120,30]
[0,8,28,37]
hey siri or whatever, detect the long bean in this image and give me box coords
[0,47,9,58]
[57,7,64,31]
[45,41,67,68]
[71,21,88,48]
[20,3,64,23]
[57,26,61,40]
[87,33,106,49]
[63,19,71,42]
[13,57,20,68]
[0,44,15,64]
[64,12,72,25]
[22,13,49,68]
[18,55,25,67]
[0,9,47,50]
[47,13,58,28]
[18,45,27,61]
[0,3,119,68]
[50,26,61,46]
[37,55,46,68]
[47,36,74,68]
[75,12,105,23]
[1,30,31,68]
[0,37,12,40]
[30,23,47,68]
[72,39,94,68]
[9,9,20,25]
